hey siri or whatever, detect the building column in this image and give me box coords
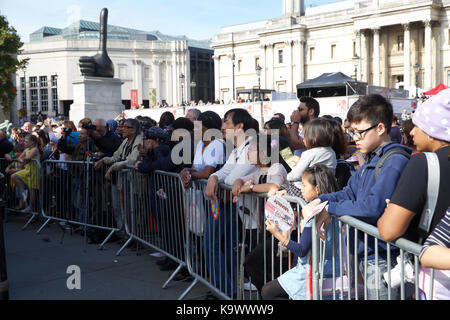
[373,28,381,86]
[213,55,220,101]
[424,20,432,89]
[285,41,293,93]
[268,44,274,90]
[132,59,143,105]
[298,40,305,84]
[354,30,362,80]
[260,45,266,89]
[153,60,160,104]
[403,23,411,90]
[361,30,369,83]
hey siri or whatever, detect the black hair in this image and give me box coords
[299,96,320,118]
[36,130,50,146]
[325,118,347,157]
[197,111,222,130]
[251,134,278,167]
[321,115,333,120]
[159,111,175,129]
[172,117,194,132]
[333,116,343,125]
[273,113,286,123]
[223,108,255,131]
[303,164,338,195]
[303,118,334,149]
[347,94,393,134]
[264,118,290,140]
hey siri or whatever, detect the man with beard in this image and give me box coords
[288,96,320,156]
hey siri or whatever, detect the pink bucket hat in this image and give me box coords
[412,88,450,142]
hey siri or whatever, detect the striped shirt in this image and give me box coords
[420,208,450,259]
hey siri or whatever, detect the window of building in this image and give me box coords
[255,57,260,69]
[30,89,38,112]
[21,90,26,109]
[20,77,25,89]
[118,65,127,79]
[238,59,242,72]
[309,47,315,61]
[30,77,37,88]
[52,88,58,112]
[40,88,48,112]
[51,75,57,87]
[40,76,47,87]
[353,41,356,56]
[331,44,336,60]
[144,67,151,79]
[278,50,284,64]
[398,35,404,51]
[447,70,450,86]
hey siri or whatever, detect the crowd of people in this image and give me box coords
[0,89,449,300]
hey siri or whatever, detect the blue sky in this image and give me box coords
[0,0,339,42]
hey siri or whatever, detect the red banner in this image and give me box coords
[131,89,138,109]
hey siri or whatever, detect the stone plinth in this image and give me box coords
[69,76,124,125]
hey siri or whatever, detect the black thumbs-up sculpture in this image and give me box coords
[79,8,114,78]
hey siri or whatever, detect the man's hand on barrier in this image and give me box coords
[135,161,142,170]
[232,179,244,196]
[206,175,218,200]
[316,207,331,241]
[301,198,321,221]
[94,159,104,169]
[105,166,113,180]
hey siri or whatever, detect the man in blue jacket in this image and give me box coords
[303,94,411,300]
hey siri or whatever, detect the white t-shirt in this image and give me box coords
[193,139,226,172]
[287,146,336,189]
[239,163,288,230]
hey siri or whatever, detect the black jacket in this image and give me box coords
[0,138,13,158]
[137,144,173,173]
[93,131,122,157]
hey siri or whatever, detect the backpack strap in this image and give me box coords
[374,147,411,181]
[418,152,440,237]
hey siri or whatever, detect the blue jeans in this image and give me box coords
[72,178,86,224]
[203,202,238,297]
[359,257,400,300]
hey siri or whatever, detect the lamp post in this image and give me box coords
[352,54,360,81]
[190,81,196,104]
[255,64,262,101]
[22,67,27,121]
[179,73,185,109]
[231,53,236,101]
[413,61,420,99]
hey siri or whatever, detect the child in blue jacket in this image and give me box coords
[303,94,411,300]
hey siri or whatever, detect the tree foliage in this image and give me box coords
[0,14,28,112]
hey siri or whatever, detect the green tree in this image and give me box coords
[0,14,28,112]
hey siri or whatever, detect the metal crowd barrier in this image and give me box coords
[182,178,306,300]
[119,168,190,296]
[310,214,436,300]
[0,158,41,229]
[37,159,119,249]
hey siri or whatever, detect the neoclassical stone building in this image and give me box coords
[212,0,450,102]
[15,20,214,119]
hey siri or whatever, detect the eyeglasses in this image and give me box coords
[121,125,134,129]
[349,124,378,140]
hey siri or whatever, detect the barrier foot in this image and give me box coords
[115,236,133,256]
[162,263,183,289]
[36,218,51,234]
[177,278,199,300]
[98,230,115,250]
[23,214,37,230]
